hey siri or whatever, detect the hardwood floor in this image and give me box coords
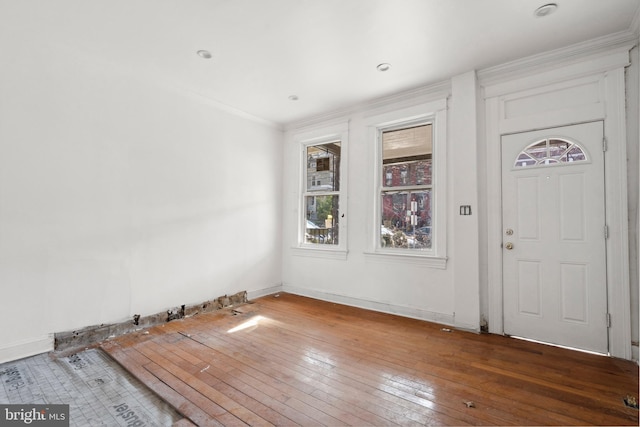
[101,293,639,426]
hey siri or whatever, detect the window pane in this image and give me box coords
[548,139,570,158]
[567,145,586,162]
[305,195,339,245]
[526,140,548,159]
[383,159,432,187]
[516,153,536,167]
[382,125,432,188]
[307,142,341,192]
[380,190,431,249]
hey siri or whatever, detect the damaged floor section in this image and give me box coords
[0,348,184,426]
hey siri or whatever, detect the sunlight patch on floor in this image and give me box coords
[227,315,265,333]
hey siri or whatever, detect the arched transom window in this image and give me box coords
[515,138,587,168]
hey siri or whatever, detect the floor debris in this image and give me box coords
[441,328,452,332]
[464,401,476,408]
[624,395,639,409]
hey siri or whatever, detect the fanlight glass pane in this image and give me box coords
[514,138,587,168]
[527,141,548,159]
[548,139,570,158]
[567,146,586,162]
[516,153,536,167]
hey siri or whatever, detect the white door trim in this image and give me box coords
[484,67,632,359]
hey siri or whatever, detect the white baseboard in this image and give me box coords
[282,284,455,326]
[247,284,283,301]
[0,336,54,364]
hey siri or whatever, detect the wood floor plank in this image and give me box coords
[188,325,449,426]
[225,305,573,426]
[143,361,252,427]
[166,340,390,427]
[182,331,398,426]
[196,314,503,426]
[102,293,639,426]
[137,342,269,426]
[155,331,347,426]
[254,296,633,426]
[172,419,197,427]
[145,338,303,427]
[255,293,638,425]
[175,317,428,426]
[101,342,221,427]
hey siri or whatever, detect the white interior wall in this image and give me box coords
[450,71,481,331]
[282,82,482,329]
[0,36,283,363]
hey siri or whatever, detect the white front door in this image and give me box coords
[501,122,608,354]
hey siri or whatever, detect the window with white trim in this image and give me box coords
[379,122,433,250]
[294,123,348,257]
[368,99,447,266]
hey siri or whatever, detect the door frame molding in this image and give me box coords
[482,46,633,359]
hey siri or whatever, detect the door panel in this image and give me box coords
[516,177,540,240]
[517,260,541,316]
[501,122,608,354]
[560,263,588,322]
[559,174,585,241]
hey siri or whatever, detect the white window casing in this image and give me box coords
[365,99,448,268]
[292,122,349,259]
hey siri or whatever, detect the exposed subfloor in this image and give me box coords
[0,348,184,426]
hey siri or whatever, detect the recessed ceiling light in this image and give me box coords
[288,95,299,101]
[377,63,392,72]
[534,3,558,17]
[197,50,212,59]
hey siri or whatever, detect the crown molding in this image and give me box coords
[361,80,451,120]
[478,30,638,89]
[183,88,283,131]
[54,41,284,132]
[284,80,451,132]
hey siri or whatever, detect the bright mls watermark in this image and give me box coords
[1,405,69,426]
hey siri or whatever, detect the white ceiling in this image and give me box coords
[2,0,639,126]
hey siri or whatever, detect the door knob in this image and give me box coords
[505,242,514,250]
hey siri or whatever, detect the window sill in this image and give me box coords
[364,251,448,269]
[291,246,348,260]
